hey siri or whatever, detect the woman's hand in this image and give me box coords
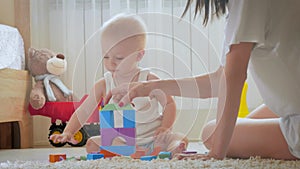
[49,132,78,144]
[105,81,150,106]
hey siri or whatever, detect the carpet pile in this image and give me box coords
[1,156,300,169]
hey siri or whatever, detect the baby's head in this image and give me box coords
[101,13,146,51]
[101,14,147,73]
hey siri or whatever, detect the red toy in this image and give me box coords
[99,149,121,158]
[49,153,66,163]
[28,95,102,147]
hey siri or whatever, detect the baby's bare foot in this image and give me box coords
[170,142,187,157]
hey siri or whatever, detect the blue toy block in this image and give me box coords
[140,155,157,161]
[100,110,114,128]
[100,104,135,128]
[100,145,135,156]
[123,110,135,128]
[87,153,104,160]
[158,152,172,159]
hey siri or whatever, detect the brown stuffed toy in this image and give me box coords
[28,48,73,110]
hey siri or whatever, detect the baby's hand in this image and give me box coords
[49,132,78,144]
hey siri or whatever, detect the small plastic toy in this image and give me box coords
[130,149,147,159]
[150,147,162,156]
[49,153,66,163]
[140,155,157,161]
[66,156,87,161]
[99,149,120,158]
[158,152,171,159]
[182,150,197,154]
[87,153,104,160]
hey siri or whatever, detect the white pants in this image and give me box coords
[280,114,300,158]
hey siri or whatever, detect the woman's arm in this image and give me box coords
[208,42,254,159]
[106,67,223,106]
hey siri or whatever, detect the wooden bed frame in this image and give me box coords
[0,0,33,148]
[0,68,33,148]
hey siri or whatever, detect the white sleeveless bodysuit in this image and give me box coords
[104,69,162,145]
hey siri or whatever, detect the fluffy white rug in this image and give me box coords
[1,156,299,169]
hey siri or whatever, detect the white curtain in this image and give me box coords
[30,0,230,110]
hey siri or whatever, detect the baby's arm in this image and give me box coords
[147,73,176,136]
[50,79,106,143]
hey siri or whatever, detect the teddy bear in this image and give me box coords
[28,47,73,110]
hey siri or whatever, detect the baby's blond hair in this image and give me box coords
[101,13,147,51]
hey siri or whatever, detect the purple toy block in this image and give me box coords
[101,128,136,146]
[182,150,197,154]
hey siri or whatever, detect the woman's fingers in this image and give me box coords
[106,83,138,107]
[105,82,149,107]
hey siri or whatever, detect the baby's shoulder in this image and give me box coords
[146,72,160,81]
[94,78,106,88]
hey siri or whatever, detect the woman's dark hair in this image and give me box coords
[182,0,228,26]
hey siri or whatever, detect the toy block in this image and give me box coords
[150,146,162,156]
[100,104,135,128]
[100,110,114,128]
[99,149,120,158]
[123,109,135,128]
[87,153,104,160]
[114,110,124,128]
[131,149,147,159]
[101,128,136,146]
[140,155,157,161]
[101,103,133,111]
[101,145,135,156]
[158,152,172,159]
[49,153,66,163]
[67,156,87,161]
[182,150,197,154]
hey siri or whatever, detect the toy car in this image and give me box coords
[28,95,101,147]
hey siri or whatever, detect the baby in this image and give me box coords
[50,13,188,156]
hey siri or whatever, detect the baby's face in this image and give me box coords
[102,38,141,74]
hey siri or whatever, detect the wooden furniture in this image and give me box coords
[0,68,33,148]
[0,0,32,148]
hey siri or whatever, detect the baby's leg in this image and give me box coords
[156,132,188,156]
[86,136,126,153]
[168,133,188,156]
[86,136,101,153]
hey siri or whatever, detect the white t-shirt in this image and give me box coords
[222,0,300,117]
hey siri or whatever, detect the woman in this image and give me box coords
[106,0,300,160]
